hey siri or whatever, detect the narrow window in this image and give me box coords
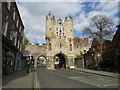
[60,43,61,47]
[56,28,58,31]
[49,43,51,51]
[63,28,64,31]
[50,28,51,30]
[70,44,72,51]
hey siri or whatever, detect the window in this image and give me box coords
[14,38,17,46]
[60,43,62,47]
[60,29,61,32]
[78,39,80,42]
[8,2,11,10]
[19,25,21,33]
[63,28,64,31]
[49,43,51,51]
[56,28,58,31]
[13,8,16,20]
[3,16,8,36]
[50,28,51,30]
[17,40,20,49]
[70,44,72,51]
[16,19,19,28]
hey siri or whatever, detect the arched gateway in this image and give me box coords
[54,53,67,68]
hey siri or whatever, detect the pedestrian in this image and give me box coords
[26,56,31,73]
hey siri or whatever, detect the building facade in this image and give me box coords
[102,25,120,72]
[2,1,25,74]
[45,12,74,69]
[84,38,106,69]
[74,37,90,56]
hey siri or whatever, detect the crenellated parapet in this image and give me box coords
[46,11,73,25]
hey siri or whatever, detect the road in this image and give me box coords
[36,67,119,88]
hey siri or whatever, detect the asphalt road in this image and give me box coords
[36,67,119,88]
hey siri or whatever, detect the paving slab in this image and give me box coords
[2,69,34,89]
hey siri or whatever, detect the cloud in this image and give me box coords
[17,1,118,44]
[73,1,118,37]
[17,2,83,44]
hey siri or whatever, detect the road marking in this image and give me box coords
[69,77,102,87]
[48,70,101,87]
[47,70,119,88]
[103,84,120,87]
[35,72,41,89]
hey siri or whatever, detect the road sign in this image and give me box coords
[23,50,32,56]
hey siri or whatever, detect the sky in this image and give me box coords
[16,0,119,45]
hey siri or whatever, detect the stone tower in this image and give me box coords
[45,12,74,70]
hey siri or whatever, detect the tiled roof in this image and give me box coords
[95,38,106,45]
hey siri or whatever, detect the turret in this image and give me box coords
[57,17,62,25]
[64,15,74,38]
[46,11,55,21]
[45,11,55,38]
[64,14,73,24]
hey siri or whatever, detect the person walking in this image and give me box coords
[26,57,31,73]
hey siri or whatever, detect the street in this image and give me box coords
[36,67,119,88]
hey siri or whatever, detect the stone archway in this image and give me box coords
[54,53,68,69]
[37,55,47,67]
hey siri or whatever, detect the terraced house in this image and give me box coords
[2,1,25,74]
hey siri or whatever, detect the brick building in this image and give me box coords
[2,1,25,74]
[102,25,120,72]
[84,38,106,69]
[74,37,88,47]
[84,25,120,72]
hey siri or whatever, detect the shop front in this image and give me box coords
[2,35,18,75]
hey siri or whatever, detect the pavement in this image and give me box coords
[75,68,120,78]
[2,68,40,89]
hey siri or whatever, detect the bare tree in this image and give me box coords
[82,15,114,39]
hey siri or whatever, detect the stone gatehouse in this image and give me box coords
[25,12,90,70]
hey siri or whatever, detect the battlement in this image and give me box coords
[46,11,73,25]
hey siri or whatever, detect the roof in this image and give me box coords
[94,38,106,45]
[112,25,120,42]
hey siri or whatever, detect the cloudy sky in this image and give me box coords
[16,0,119,44]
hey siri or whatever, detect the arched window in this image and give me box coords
[49,43,51,51]
[70,44,72,51]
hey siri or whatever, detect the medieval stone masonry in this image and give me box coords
[45,12,74,69]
